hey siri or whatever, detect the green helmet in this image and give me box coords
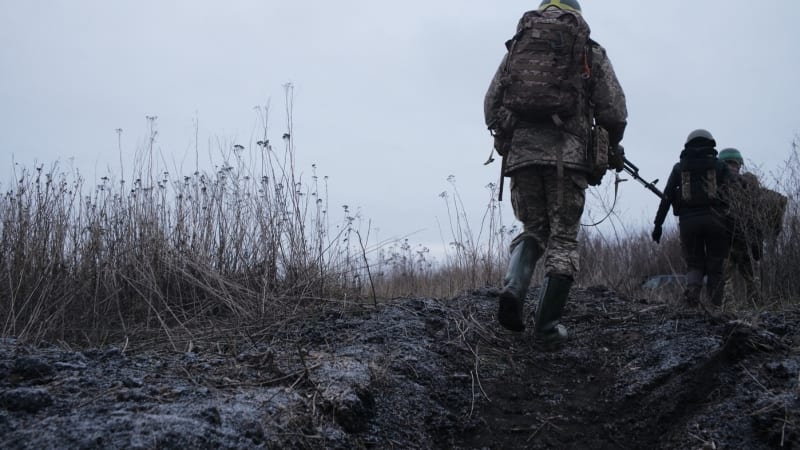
[685,129,716,146]
[719,148,744,164]
[539,0,582,14]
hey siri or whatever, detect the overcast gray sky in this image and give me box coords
[2,1,799,257]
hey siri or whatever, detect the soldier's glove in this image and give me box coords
[492,132,512,157]
[651,224,662,244]
[609,144,625,172]
[489,107,517,157]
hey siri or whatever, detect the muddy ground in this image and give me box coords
[1,286,798,449]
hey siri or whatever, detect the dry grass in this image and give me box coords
[1,98,798,347]
[0,88,371,345]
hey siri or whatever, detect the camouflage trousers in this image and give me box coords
[723,246,760,304]
[509,166,587,278]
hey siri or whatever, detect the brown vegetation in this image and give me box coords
[1,95,798,349]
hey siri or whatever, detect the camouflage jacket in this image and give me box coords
[483,10,628,175]
[728,172,763,245]
[728,172,787,247]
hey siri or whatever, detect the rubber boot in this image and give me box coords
[708,280,724,307]
[497,237,541,332]
[706,257,726,307]
[744,267,761,305]
[745,280,761,305]
[534,273,573,346]
[683,285,702,305]
[684,269,704,306]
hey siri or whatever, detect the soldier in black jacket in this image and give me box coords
[651,129,734,306]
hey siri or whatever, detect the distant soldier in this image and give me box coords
[718,148,761,303]
[484,0,627,344]
[719,148,787,304]
[652,130,734,306]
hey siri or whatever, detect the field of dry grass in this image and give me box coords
[1,99,798,348]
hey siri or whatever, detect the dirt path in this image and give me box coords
[1,287,798,449]
[450,287,799,449]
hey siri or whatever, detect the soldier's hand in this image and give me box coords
[609,144,625,172]
[493,136,511,157]
[651,224,662,244]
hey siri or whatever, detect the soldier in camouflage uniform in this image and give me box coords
[719,148,788,303]
[719,148,763,304]
[484,0,628,345]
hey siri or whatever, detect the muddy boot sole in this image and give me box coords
[497,293,525,332]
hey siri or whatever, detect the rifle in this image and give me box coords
[484,140,508,202]
[618,150,664,199]
[486,115,513,201]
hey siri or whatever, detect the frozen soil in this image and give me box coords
[1,286,799,449]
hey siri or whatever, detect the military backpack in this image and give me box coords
[677,147,722,209]
[500,9,591,122]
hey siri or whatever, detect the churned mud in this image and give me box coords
[1,287,798,449]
